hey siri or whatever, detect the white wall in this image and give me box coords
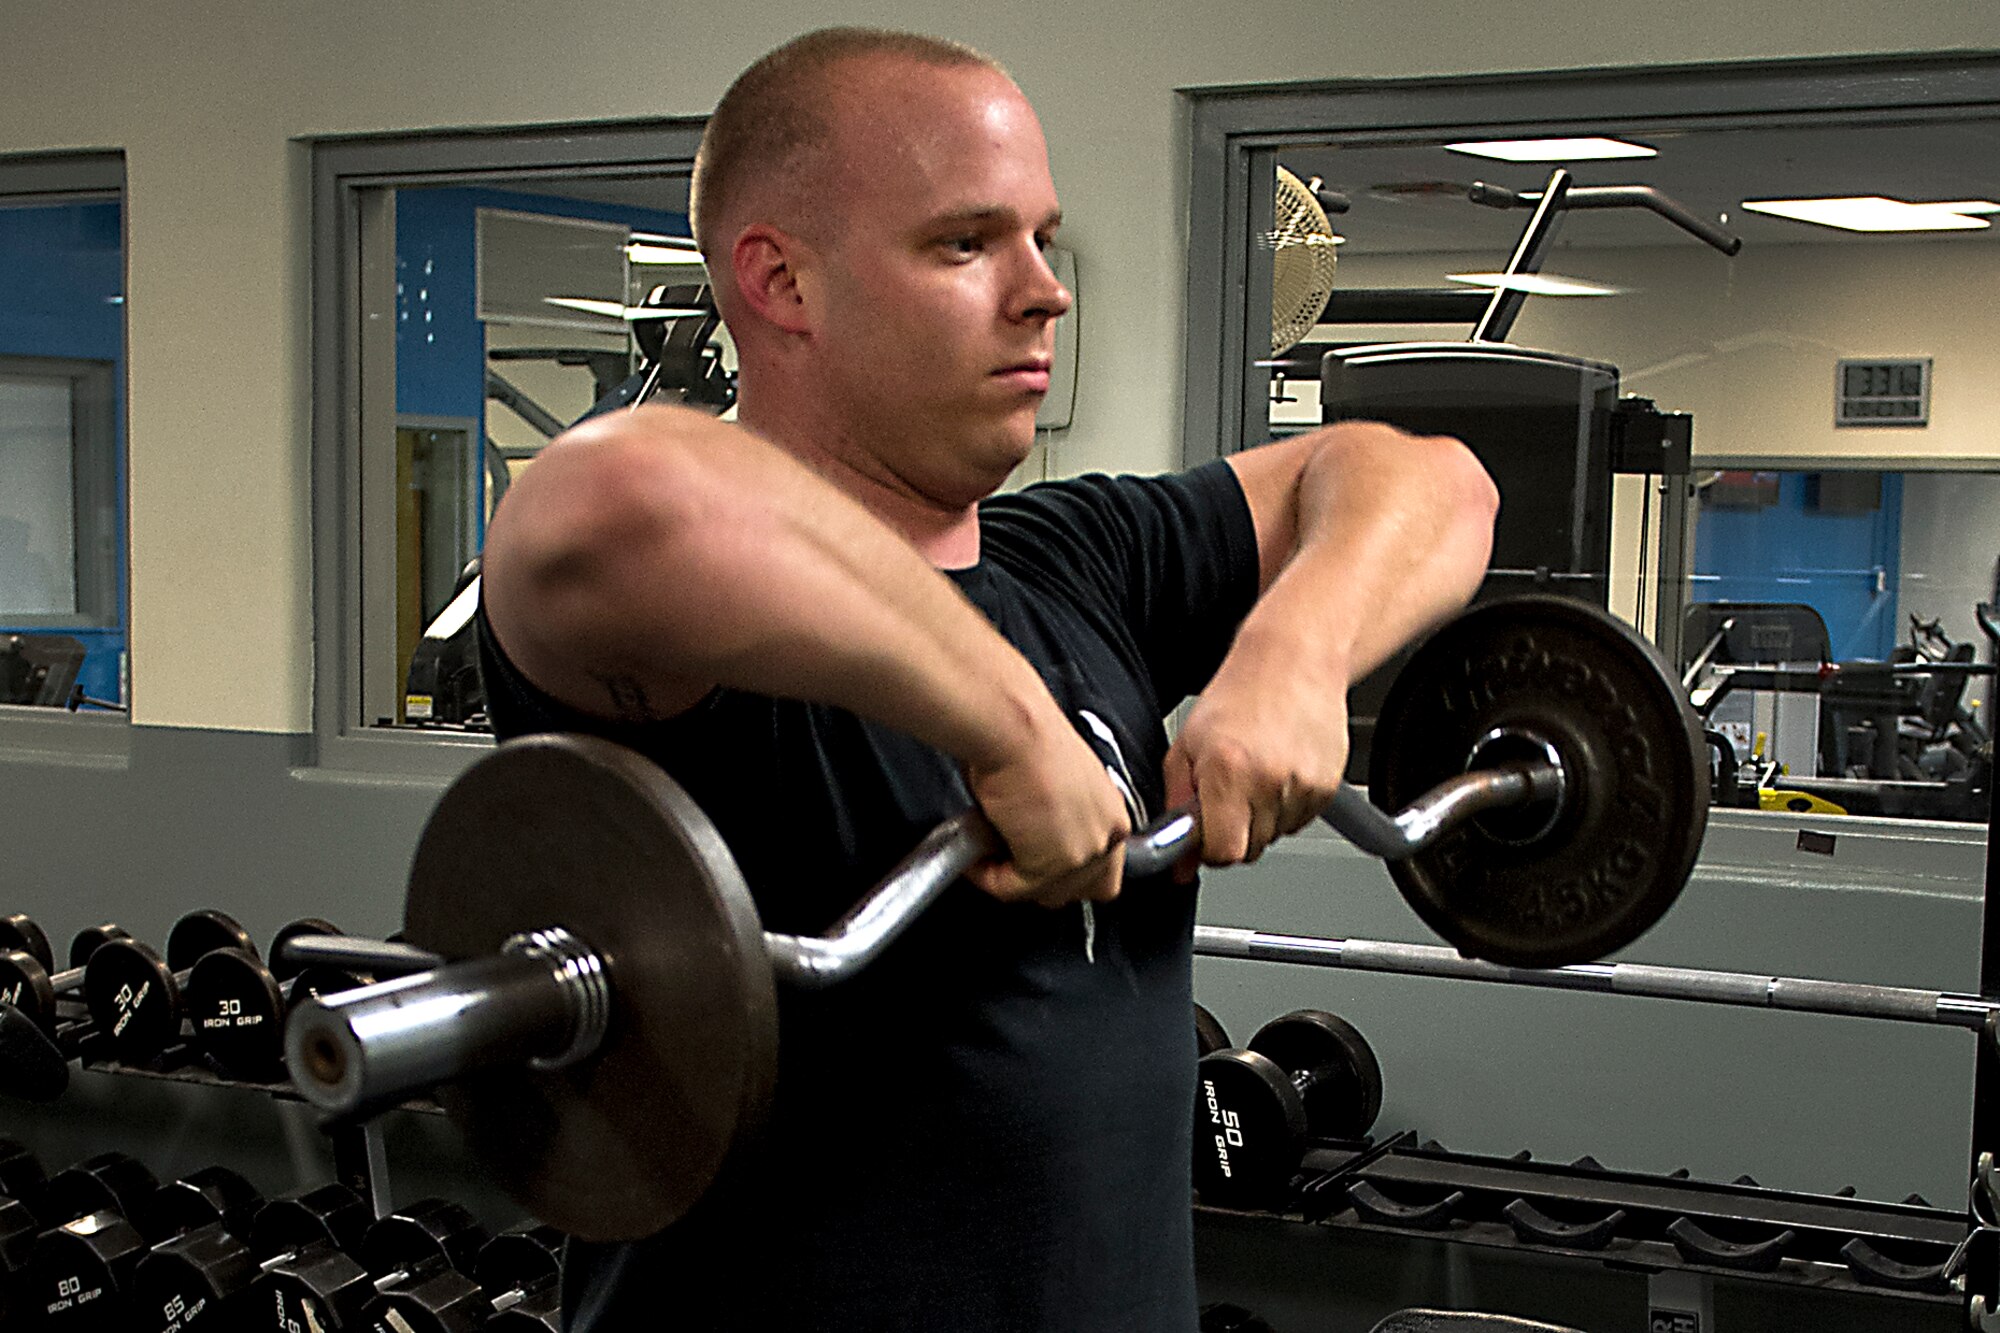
[4,0,1997,731]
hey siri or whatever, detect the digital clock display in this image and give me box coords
[1836,358,1930,426]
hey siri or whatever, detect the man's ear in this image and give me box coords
[731,224,816,336]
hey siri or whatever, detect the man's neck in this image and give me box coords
[738,400,983,569]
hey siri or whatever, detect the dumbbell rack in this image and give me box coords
[1202,782,2000,1327]
[1200,1130,1970,1313]
[63,1029,429,1219]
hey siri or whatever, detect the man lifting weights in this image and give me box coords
[476,26,1497,1332]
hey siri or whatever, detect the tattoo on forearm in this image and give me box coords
[593,673,662,722]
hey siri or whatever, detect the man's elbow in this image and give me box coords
[1438,440,1501,589]
[483,421,693,655]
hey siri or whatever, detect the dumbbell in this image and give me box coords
[0,922,133,1035]
[256,1198,489,1331]
[83,910,258,1061]
[29,1159,259,1330]
[1193,1009,1382,1207]
[1195,1003,1230,1058]
[185,919,381,1080]
[133,1181,372,1333]
[0,1138,49,1324]
[362,1223,564,1332]
[477,1226,565,1331]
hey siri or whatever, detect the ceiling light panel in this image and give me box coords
[1445,272,1625,296]
[1445,137,1657,162]
[1739,196,1996,232]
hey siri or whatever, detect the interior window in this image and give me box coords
[1215,97,1999,824]
[0,163,126,716]
[312,124,715,754]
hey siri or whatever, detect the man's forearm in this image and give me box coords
[1229,426,1497,688]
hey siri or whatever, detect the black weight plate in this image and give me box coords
[68,924,128,972]
[0,916,52,972]
[185,948,286,1079]
[248,1183,369,1258]
[1247,1009,1382,1140]
[166,911,257,974]
[83,941,181,1059]
[0,952,59,1032]
[1194,1003,1231,1058]
[404,734,779,1244]
[269,918,342,983]
[1370,595,1708,967]
[1192,1050,1310,1205]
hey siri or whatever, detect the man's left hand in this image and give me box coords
[1161,632,1350,877]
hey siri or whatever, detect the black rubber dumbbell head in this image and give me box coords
[1195,1003,1231,1058]
[187,948,369,1080]
[0,927,132,1034]
[1193,1009,1382,1205]
[28,1208,149,1330]
[84,911,255,1060]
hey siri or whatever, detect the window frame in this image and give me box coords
[309,119,705,774]
[0,150,129,753]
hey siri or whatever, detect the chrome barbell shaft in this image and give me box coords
[1194,924,1999,1033]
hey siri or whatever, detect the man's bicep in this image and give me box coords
[1223,435,1318,593]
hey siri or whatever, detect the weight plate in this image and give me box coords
[0,915,52,972]
[0,951,58,1032]
[68,924,128,972]
[404,733,779,1244]
[83,940,181,1059]
[1247,1009,1382,1140]
[1370,595,1708,967]
[185,948,286,1079]
[166,911,257,974]
[269,918,342,983]
[1193,1049,1309,1205]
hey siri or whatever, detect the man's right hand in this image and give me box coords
[960,702,1132,909]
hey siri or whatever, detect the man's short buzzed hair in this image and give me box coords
[691,27,1006,260]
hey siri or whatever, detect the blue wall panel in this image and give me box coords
[1693,472,1904,661]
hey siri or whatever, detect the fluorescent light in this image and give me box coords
[1446,272,1625,296]
[1740,196,1996,232]
[1446,137,1656,162]
[543,296,709,320]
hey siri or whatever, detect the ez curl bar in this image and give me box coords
[283,594,1711,1240]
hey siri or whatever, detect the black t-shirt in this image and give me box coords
[476,462,1260,1332]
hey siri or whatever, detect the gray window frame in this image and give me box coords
[309,119,705,775]
[0,151,129,755]
[1180,52,2000,469]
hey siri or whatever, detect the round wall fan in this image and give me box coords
[1269,166,1341,355]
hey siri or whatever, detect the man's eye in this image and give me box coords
[944,236,982,257]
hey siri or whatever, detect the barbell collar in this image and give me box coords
[1318,762,1564,860]
[1195,924,2000,1032]
[285,933,600,1117]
